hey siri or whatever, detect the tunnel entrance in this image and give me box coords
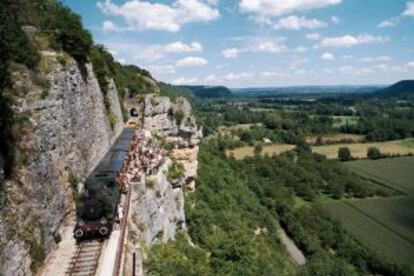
[130,108,138,117]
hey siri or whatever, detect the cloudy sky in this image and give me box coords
[66,0,414,87]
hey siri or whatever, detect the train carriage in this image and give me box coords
[74,128,135,240]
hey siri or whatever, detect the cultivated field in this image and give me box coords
[227,139,414,160]
[345,156,414,194]
[331,115,360,128]
[227,144,296,159]
[312,139,414,159]
[324,156,414,270]
[218,123,262,136]
[324,199,414,269]
[306,134,365,144]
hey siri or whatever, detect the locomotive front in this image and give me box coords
[73,128,135,241]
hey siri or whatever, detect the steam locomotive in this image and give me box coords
[73,128,135,240]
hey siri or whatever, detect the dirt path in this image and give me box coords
[277,228,306,265]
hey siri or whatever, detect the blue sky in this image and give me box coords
[65,0,414,87]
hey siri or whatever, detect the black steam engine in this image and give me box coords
[73,128,135,240]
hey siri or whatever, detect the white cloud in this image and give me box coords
[274,15,327,30]
[97,0,220,32]
[171,77,198,85]
[239,0,342,17]
[378,2,414,28]
[321,52,334,60]
[164,41,203,53]
[147,65,176,75]
[295,69,307,75]
[339,66,353,72]
[359,56,391,62]
[176,56,208,67]
[223,72,254,81]
[257,41,287,53]
[289,58,310,70]
[403,1,414,16]
[407,61,414,67]
[331,16,340,24]
[293,46,308,52]
[203,72,255,84]
[261,71,284,78]
[305,33,321,40]
[222,48,243,58]
[203,74,219,83]
[320,34,389,47]
[378,17,400,28]
[371,64,389,71]
[105,41,204,63]
[102,20,121,32]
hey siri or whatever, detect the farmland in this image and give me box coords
[227,144,296,159]
[312,140,414,159]
[305,133,365,144]
[331,115,360,128]
[227,139,414,160]
[345,156,414,194]
[324,157,414,270]
[324,199,414,269]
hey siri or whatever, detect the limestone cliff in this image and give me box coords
[123,95,201,275]
[0,49,201,276]
[140,94,201,191]
[0,51,123,275]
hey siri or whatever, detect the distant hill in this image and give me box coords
[373,80,414,99]
[179,85,233,98]
[232,85,383,97]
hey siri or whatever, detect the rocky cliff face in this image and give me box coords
[141,95,201,191]
[0,51,123,276]
[124,95,201,275]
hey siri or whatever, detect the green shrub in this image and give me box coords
[146,177,156,189]
[167,161,184,181]
[338,147,352,161]
[38,2,93,63]
[367,147,382,160]
[68,171,80,202]
[174,110,185,126]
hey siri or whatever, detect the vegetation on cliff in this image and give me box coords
[0,0,40,178]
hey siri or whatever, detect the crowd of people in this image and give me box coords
[119,129,164,188]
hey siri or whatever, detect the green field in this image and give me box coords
[324,200,414,269]
[345,156,414,194]
[331,115,360,128]
[325,157,414,270]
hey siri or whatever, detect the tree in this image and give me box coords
[338,147,352,161]
[253,144,263,156]
[367,147,382,160]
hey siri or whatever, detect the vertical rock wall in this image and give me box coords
[0,52,123,276]
[124,95,201,275]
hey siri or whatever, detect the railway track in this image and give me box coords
[66,240,103,276]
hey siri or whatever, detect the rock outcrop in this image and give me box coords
[123,95,201,275]
[140,95,201,191]
[0,52,123,276]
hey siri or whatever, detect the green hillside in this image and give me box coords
[179,85,233,98]
[374,80,414,99]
